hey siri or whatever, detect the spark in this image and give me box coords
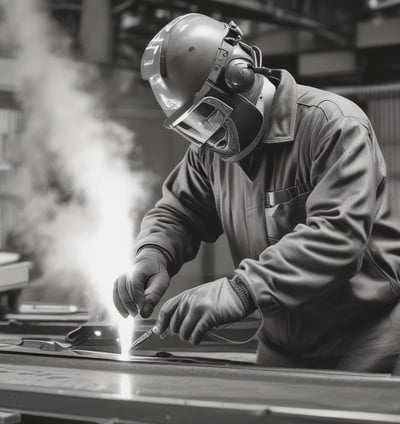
[118,315,134,360]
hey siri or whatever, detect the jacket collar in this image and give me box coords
[263,69,298,144]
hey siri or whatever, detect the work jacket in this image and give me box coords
[136,70,400,354]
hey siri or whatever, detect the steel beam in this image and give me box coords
[118,0,350,46]
[368,0,400,11]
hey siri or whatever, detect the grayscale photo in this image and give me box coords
[0,0,400,422]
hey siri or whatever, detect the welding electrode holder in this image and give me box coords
[128,325,166,351]
[129,320,262,352]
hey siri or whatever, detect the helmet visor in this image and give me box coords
[164,96,233,146]
[141,15,191,114]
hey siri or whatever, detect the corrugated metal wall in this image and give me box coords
[331,83,400,216]
[369,95,400,215]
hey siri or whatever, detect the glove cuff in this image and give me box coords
[136,246,171,271]
[229,275,256,314]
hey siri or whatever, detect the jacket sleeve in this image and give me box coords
[135,146,223,275]
[235,116,385,316]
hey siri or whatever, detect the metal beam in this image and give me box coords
[49,1,81,12]
[130,0,351,46]
[247,28,328,56]
[368,0,400,11]
[112,0,136,15]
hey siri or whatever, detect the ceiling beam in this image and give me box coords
[129,0,351,46]
[367,0,400,11]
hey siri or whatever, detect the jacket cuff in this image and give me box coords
[135,237,183,275]
[136,245,173,274]
[234,270,282,317]
[229,275,256,314]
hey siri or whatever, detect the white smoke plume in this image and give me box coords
[1,0,148,342]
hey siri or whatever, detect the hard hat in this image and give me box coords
[141,13,266,161]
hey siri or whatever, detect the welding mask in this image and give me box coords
[141,13,266,162]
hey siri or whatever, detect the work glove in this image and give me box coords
[113,247,170,318]
[156,277,254,345]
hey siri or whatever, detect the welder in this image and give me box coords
[113,13,400,372]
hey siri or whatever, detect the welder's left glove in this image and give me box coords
[156,277,255,345]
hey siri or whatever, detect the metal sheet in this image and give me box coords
[0,352,399,423]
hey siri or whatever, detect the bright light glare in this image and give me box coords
[1,0,148,356]
[118,315,135,360]
[118,373,133,398]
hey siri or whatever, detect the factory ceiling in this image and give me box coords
[39,0,400,85]
[48,1,399,60]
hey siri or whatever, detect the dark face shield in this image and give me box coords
[164,85,265,161]
[164,96,233,148]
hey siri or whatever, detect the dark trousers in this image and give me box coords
[257,300,400,374]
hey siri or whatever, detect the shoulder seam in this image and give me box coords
[298,100,370,126]
[297,102,329,121]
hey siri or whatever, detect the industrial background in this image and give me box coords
[1,0,400,312]
[1,2,400,422]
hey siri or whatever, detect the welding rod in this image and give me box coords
[129,325,161,351]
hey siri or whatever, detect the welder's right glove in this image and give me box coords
[155,276,255,345]
[113,247,170,318]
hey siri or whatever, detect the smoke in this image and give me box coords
[1,0,149,332]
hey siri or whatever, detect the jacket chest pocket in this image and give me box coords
[265,184,311,245]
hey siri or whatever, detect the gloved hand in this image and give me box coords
[156,277,251,345]
[113,248,170,318]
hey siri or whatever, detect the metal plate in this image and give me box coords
[0,352,400,423]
